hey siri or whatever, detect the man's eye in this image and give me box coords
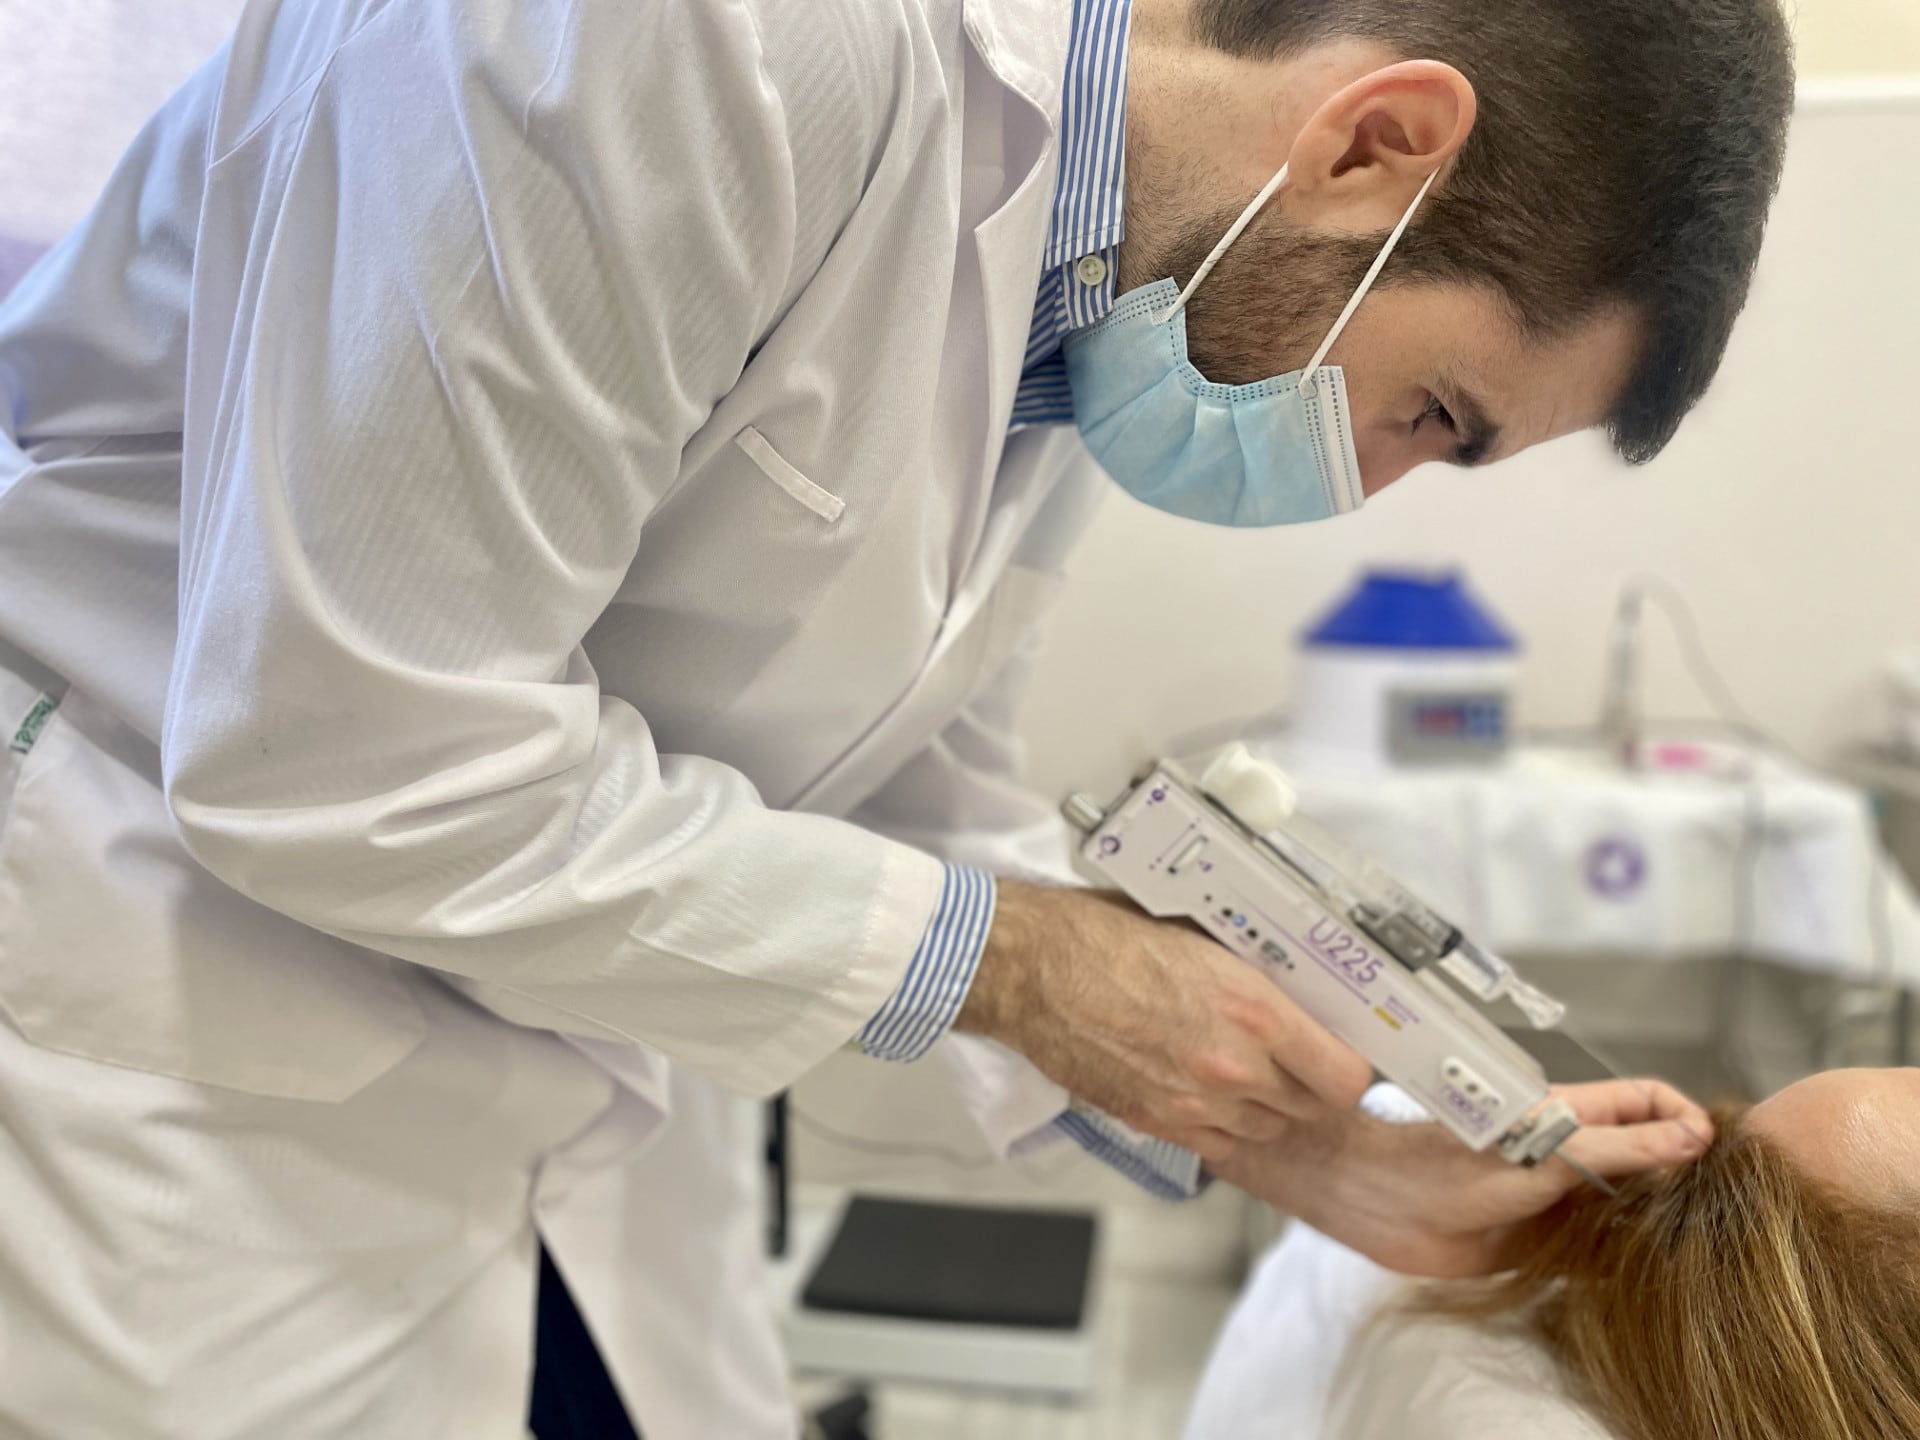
[1414,393,1455,434]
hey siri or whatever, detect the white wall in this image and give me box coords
[1015,83,1920,805]
[1793,0,1920,74]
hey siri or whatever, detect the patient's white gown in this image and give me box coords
[1183,1090,1614,1440]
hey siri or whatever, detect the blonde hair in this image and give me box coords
[1418,1109,1920,1440]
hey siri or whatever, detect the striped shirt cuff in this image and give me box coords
[1056,1106,1209,1201]
[855,865,996,1063]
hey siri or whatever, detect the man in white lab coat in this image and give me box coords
[0,0,1788,1434]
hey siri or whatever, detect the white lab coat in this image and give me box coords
[0,0,1091,1433]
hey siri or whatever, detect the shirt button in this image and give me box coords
[1074,253,1109,287]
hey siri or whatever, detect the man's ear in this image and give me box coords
[1282,61,1476,233]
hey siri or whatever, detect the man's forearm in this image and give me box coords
[952,878,1051,1048]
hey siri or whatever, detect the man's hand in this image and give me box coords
[953,883,1373,1162]
[1209,1078,1713,1277]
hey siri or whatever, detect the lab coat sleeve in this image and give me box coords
[845,617,1085,887]
[842,433,1107,890]
[160,0,944,1096]
[851,611,1210,1190]
[836,608,1068,1149]
[842,462,1198,1198]
[842,460,1092,1151]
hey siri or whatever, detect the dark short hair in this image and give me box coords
[1194,0,1795,462]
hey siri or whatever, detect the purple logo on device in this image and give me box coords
[1098,835,1122,857]
[1438,1084,1495,1136]
[1585,836,1648,898]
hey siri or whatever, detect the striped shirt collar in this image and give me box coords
[1008,0,1133,429]
[1044,0,1133,273]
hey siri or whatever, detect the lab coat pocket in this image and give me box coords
[732,426,846,522]
[0,685,426,1101]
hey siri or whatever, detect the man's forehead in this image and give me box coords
[1448,297,1643,461]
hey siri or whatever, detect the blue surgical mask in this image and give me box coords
[1063,163,1437,527]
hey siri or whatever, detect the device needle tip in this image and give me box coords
[1557,1152,1619,1198]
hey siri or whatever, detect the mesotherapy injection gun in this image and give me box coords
[1062,745,1614,1191]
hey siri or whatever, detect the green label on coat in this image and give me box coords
[8,693,59,755]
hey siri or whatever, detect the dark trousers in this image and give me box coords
[529,1246,641,1440]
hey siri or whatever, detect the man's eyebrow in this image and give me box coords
[1438,377,1501,467]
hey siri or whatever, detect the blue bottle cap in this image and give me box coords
[1303,569,1517,652]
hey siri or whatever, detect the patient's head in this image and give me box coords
[1745,1065,1920,1206]
[1425,1068,1920,1440]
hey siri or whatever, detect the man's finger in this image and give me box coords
[1263,1002,1373,1111]
[1221,1099,1292,1144]
[1559,1118,1709,1178]
[1168,1093,1292,1144]
[1556,1077,1715,1144]
[1161,1124,1240,1167]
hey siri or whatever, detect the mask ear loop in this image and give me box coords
[1297,168,1438,396]
[1151,162,1442,387]
[1154,163,1293,325]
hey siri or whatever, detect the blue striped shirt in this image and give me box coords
[861,0,1203,1201]
[855,865,995,1062]
[1009,0,1134,430]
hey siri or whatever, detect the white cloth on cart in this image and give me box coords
[1258,745,1920,983]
